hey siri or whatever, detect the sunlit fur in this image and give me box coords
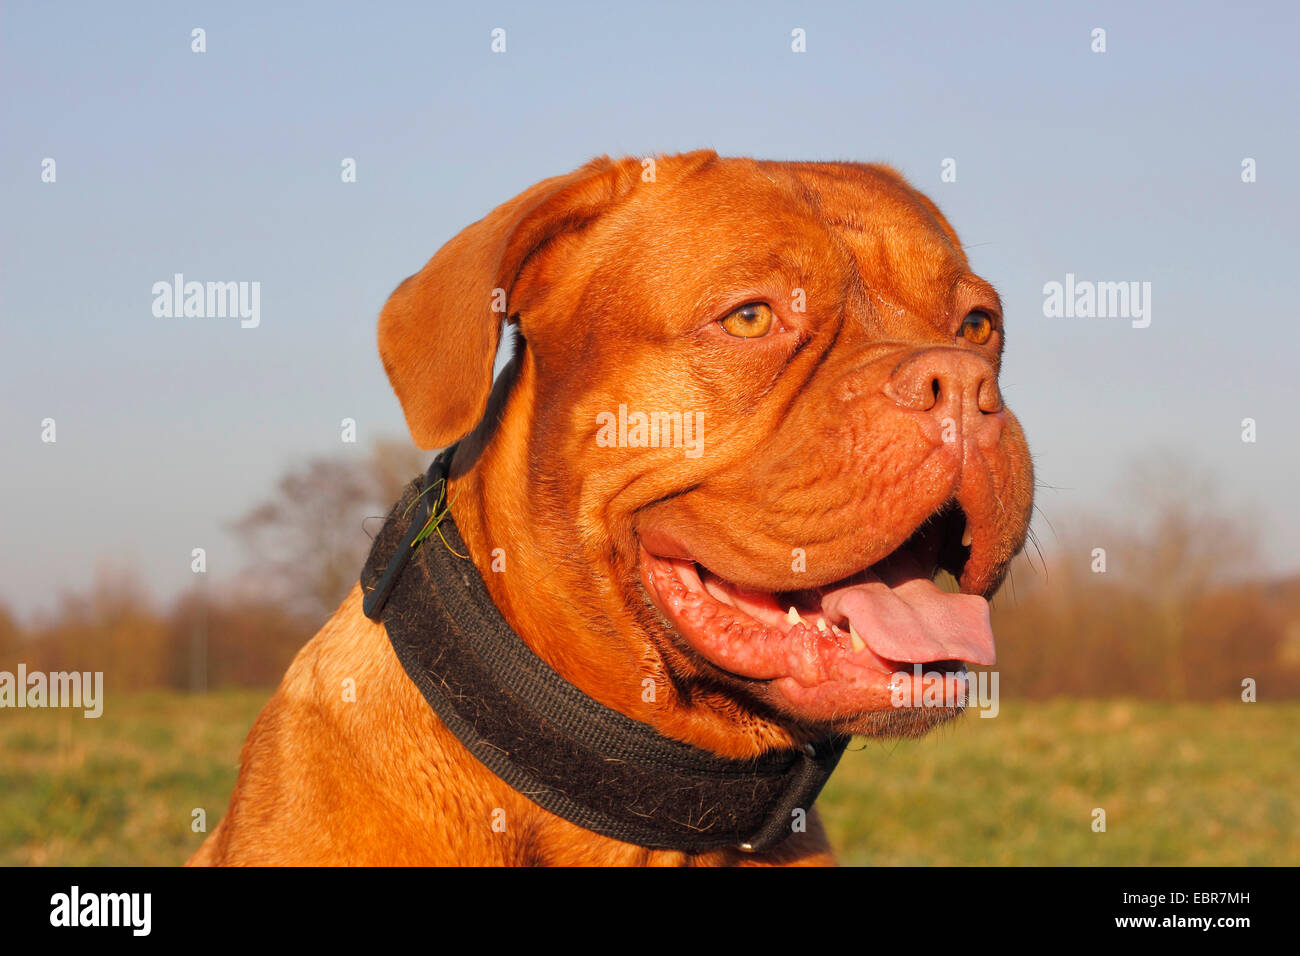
[193,152,1032,866]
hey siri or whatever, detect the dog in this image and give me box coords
[190,151,1033,866]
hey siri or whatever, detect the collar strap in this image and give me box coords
[361,450,849,854]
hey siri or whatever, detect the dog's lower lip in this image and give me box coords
[638,519,996,722]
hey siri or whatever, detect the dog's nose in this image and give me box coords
[883,347,1002,435]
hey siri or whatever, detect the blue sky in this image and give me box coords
[2,0,1298,618]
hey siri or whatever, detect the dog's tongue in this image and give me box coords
[820,565,996,667]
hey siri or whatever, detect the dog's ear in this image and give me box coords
[378,155,641,449]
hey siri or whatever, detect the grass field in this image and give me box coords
[1,692,1295,866]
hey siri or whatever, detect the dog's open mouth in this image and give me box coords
[639,502,995,723]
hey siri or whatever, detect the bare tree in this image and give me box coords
[1115,451,1258,697]
[231,440,428,622]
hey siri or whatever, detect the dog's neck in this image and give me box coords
[360,462,848,856]
[445,353,807,759]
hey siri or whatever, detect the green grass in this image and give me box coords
[1,693,1295,865]
[821,699,1300,865]
[0,690,265,866]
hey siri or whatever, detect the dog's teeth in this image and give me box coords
[786,606,805,626]
[961,527,973,547]
[849,622,866,653]
[816,618,829,633]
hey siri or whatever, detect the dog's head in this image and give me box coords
[379,152,1033,747]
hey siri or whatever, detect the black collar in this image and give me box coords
[361,451,849,854]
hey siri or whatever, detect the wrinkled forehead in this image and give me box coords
[768,161,970,275]
[576,158,972,326]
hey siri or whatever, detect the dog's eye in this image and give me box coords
[720,303,776,338]
[959,311,994,345]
